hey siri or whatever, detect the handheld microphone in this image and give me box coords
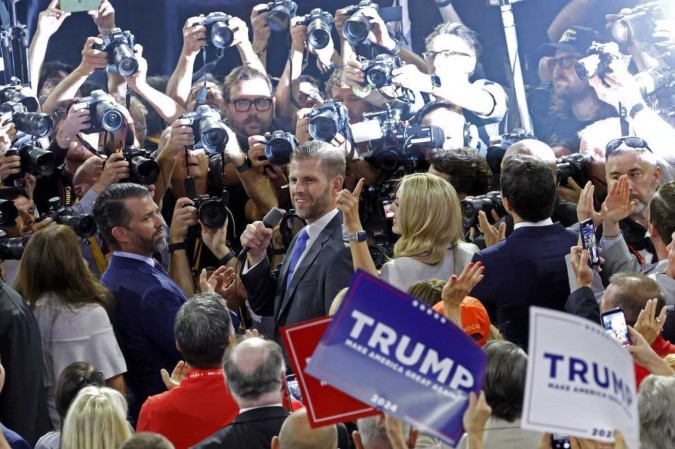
[237,207,285,260]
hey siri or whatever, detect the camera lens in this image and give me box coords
[129,155,160,185]
[268,5,292,32]
[366,66,389,89]
[309,113,338,142]
[575,55,601,80]
[199,200,227,229]
[210,21,234,48]
[60,214,97,238]
[265,133,295,165]
[113,44,138,77]
[25,145,56,176]
[307,18,331,50]
[460,199,478,229]
[343,13,370,46]
[0,235,27,260]
[13,112,54,138]
[97,104,124,132]
[199,119,228,154]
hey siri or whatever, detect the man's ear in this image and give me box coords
[271,436,280,449]
[501,194,514,213]
[654,165,662,185]
[332,175,344,195]
[649,223,660,241]
[111,225,128,246]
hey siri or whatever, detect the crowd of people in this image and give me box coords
[0,0,674,448]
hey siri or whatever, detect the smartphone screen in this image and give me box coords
[579,219,600,267]
[60,0,101,13]
[381,198,395,220]
[551,434,571,449]
[601,308,631,347]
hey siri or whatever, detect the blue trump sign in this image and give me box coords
[306,270,487,446]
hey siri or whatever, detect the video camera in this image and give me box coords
[575,42,629,80]
[263,130,297,165]
[556,153,589,188]
[342,0,402,46]
[197,12,234,49]
[180,105,229,154]
[121,148,160,185]
[46,197,97,238]
[0,230,28,260]
[75,90,125,134]
[93,28,138,77]
[306,100,350,143]
[460,191,506,229]
[362,54,401,89]
[264,0,298,32]
[298,9,333,51]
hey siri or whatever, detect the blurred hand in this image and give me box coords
[78,36,109,75]
[557,177,582,204]
[230,16,251,48]
[92,153,128,193]
[88,0,115,32]
[601,175,637,225]
[23,173,36,200]
[342,59,365,89]
[570,246,593,289]
[199,265,235,294]
[392,65,433,92]
[36,0,70,37]
[181,16,207,58]
[125,44,148,91]
[384,415,418,449]
[166,118,195,155]
[295,108,312,144]
[477,211,506,248]
[462,391,492,437]
[170,197,198,243]
[247,136,271,168]
[55,102,90,148]
[358,7,396,50]
[160,360,188,390]
[627,326,661,368]
[333,8,350,39]
[576,182,603,228]
[634,298,667,345]
[442,262,484,309]
[589,60,644,111]
[251,4,271,54]
[33,217,55,233]
[336,178,364,234]
[290,18,307,53]
[200,217,229,259]
[0,122,16,144]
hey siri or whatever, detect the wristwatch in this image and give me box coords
[348,231,368,242]
[430,74,442,89]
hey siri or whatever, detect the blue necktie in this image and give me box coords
[285,228,309,292]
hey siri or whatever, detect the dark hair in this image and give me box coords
[425,23,481,58]
[222,66,273,103]
[430,149,492,196]
[0,187,29,202]
[93,183,150,248]
[55,362,105,423]
[483,340,527,422]
[650,181,675,245]
[38,61,74,95]
[500,155,556,222]
[121,433,175,449]
[223,338,285,400]
[175,292,233,368]
[607,273,665,326]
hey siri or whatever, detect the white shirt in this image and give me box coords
[294,209,340,269]
[238,403,284,414]
[513,218,553,231]
[112,251,155,267]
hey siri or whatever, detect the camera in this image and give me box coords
[0,199,18,228]
[635,66,675,97]
[4,141,56,183]
[92,28,138,77]
[184,176,230,229]
[264,131,297,165]
[556,154,589,188]
[122,148,160,185]
[75,90,124,134]
[198,12,234,49]
[575,42,627,80]
[0,83,39,112]
[610,1,670,45]
[306,100,350,142]
[298,9,334,51]
[180,105,229,154]
[362,55,401,89]
[0,101,54,138]
[343,0,378,46]
[0,230,28,260]
[46,197,97,238]
[265,0,298,32]
[460,191,506,229]
[485,128,536,174]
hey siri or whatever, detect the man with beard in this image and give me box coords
[535,27,616,155]
[94,183,188,424]
[239,141,354,351]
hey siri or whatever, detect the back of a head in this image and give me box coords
[290,140,346,180]
[55,362,105,423]
[93,183,150,248]
[638,375,675,449]
[356,417,410,449]
[503,139,556,166]
[175,292,233,368]
[578,118,623,161]
[429,148,492,197]
[61,386,132,449]
[649,181,675,245]
[607,273,665,326]
[500,155,556,222]
[222,337,285,406]
[483,340,528,422]
[121,432,175,449]
[407,279,444,307]
[278,409,337,449]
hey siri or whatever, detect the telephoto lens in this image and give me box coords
[0,231,28,260]
[47,197,97,238]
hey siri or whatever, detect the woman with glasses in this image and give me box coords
[15,225,127,430]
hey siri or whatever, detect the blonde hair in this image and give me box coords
[488,324,503,342]
[329,288,349,316]
[407,279,444,307]
[393,173,463,265]
[61,386,132,449]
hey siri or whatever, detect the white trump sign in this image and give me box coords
[522,307,639,449]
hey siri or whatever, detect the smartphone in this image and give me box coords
[59,0,100,13]
[579,218,600,267]
[601,308,631,347]
[381,198,394,220]
[551,434,571,449]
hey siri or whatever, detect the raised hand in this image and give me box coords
[477,210,506,248]
[336,178,364,234]
[569,246,594,289]
[602,175,637,225]
[160,360,188,390]
[634,298,667,345]
[88,0,116,33]
[576,181,603,228]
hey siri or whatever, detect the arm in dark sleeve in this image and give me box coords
[323,247,355,315]
[240,255,278,317]
[468,252,494,318]
[565,287,601,323]
[140,288,184,362]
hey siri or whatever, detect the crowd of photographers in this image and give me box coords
[0,0,673,448]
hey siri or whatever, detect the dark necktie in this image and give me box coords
[285,228,309,292]
[153,258,169,276]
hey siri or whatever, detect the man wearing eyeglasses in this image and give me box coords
[535,26,616,156]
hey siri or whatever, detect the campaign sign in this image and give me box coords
[522,307,639,449]
[305,270,487,446]
[281,317,379,427]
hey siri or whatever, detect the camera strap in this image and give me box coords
[618,101,630,137]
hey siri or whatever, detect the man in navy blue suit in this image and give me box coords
[470,155,578,348]
[94,183,189,422]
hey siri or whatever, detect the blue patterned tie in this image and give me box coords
[285,228,309,292]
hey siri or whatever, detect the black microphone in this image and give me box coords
[237,207,285,260]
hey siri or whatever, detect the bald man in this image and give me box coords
[272,409,337,449]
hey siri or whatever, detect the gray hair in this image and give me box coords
[483,340,528,422]
[291,140,346,181]
[638,375,675,449]
[223,337,285,402]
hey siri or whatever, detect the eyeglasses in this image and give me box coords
[422,49,472,62]
[605,136,652,159]
[228,97,273,113]
[546,55,578,71]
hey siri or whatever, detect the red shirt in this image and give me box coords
[137,368,239,449]
[635,335,675,387]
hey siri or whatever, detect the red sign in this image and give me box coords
[281,317,379,427]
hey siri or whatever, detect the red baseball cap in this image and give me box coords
[432,296,490,346]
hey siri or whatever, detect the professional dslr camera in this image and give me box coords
[306,100,350,142]
[556,153,589,188]
[121,148,160,185]
[610,0,672,45]
[92,28,138,77]
[75,90,124,134]
[0,101,53,139]
[45,197,97,238]
[180,105,229,154]
[0,82,40,112]
[342,0,402,46]
[197,12,234,49]
[575,41,628,80]
[297,9,333,51]
[263,130,297,165]
[264,0,298,32]
[0,200,18,228]
[184,177,229,229]
[460,191,506,229]
[362,54,401,89]
[0,230,28,260]
[4,138,55,183]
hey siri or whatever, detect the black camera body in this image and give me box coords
[122,148,160,185]
[265,0,298,32]
[180,105,229,155]
[298,9,334,50]
[306,100,350,143]
[0,230,28,260]
[184,176,230,229]
[0,101,54,138]
[198,12,234,49]
[556,153,589,188]
[0,82,39,112]
[75,90,124,134]
[362,54,401,89]
[92,28,138,77]
[4,139,55,182]
[460,191,506,229]
[46,197,97,238]
[343,0,378,46]
[264,130,297,165]
[575,41,625,80]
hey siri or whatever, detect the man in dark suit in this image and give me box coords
[470,155,578,348]
[193,337,289,449]
[240,141,353,347]
[94,183,189,422]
